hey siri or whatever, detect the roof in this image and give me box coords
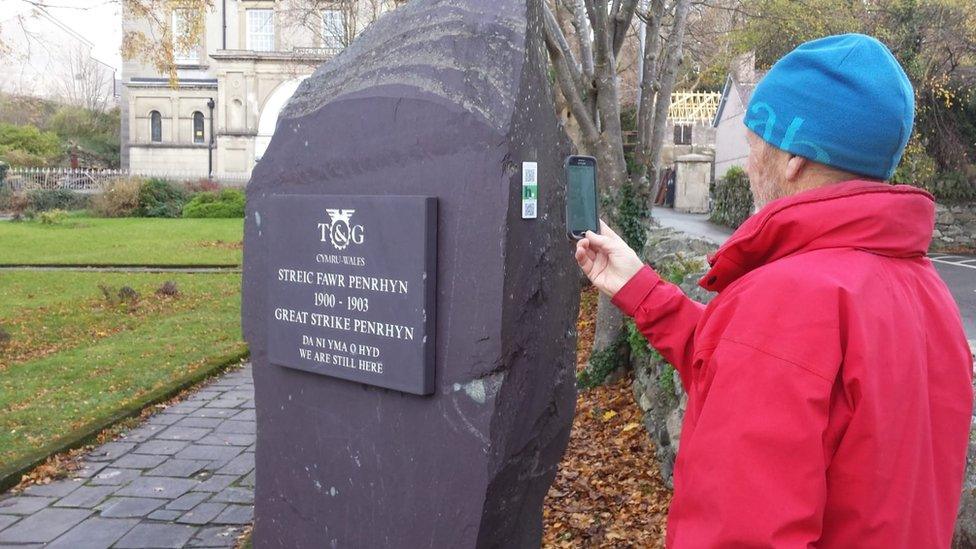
[711,69,767,127]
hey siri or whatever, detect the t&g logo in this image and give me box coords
[318,209,365,250]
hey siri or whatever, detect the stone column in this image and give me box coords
[241,1,578,547]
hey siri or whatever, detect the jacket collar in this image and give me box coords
[700,180,935,293]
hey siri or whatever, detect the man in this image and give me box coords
[576,34,973,547]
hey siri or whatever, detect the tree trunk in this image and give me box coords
[647,0,691,199]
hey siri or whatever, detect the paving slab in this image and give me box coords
[99,497,167,518]
[0,496,55,515]
[0,365,256,545]
[0,515,18,532]
[0,507,91,543]
[54,485,118,508]
[114,523,198,548]
[46,517,139,549]
[177,502,227,525]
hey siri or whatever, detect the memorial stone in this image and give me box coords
[242,0,579,546]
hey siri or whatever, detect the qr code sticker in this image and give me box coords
[523,163,538,184]
[522,201,537,219]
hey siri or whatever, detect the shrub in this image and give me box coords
[155,281,180,297]
[138,178,186,218]
[923,170,976,204]
[26,189,90,212]
[182,178,221,194]
[98,284,140,311]
[182,188,245,218]
[0,123,62,166]
[710,166,754,229]
[37,209,68,225]
[90,178,142,217]
[7,193,30,220]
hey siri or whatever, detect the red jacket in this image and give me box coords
[613,180,973,548]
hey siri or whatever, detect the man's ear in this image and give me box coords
[784,155,808,182]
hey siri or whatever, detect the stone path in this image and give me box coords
[0,365,255,548]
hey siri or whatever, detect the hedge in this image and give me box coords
[709,166,753,229]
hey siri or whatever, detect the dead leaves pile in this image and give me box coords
[542,287,672,548]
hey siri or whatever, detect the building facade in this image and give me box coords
[121,0,397,178]
[0,4,118,110]
[712,53,765,181]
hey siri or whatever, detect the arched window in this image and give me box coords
[150,111,162,142]
[193,111,205,144]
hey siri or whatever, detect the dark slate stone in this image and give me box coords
[0,496,55,515]
[188,408,236,419]
[216,453,254,476]
[46,517,139,549]
[176,503,226,525]
[98,497,166,518]
[196,433,254,447]
[86,468,141,486]
[173,445,242,464]
[212,505,252,525]
[189,475,238,494]
[114,477,196,500]
[147,509,181,521]
[132,440,190,456]
[85,442,136,462]
[119,424,165,443]
[0,508,91,543]
[165,492,210,512]
[146,414,181,426]
[54,486,117,508]
[162,401,205,415]
[213,421,254,435]
[173,417,223,429]
[231,409,256,421]
[112,453,168,470]
[156,426,212,441]
[242,0,576,547]
[203,399,243,409]
[238,471,255,488]
[188,525,242,547]
[0,515,18,532]
[23,481,81,498]
[146,459,211,478]
[209,488,253,505]
[71,462,108,479]
[113,523,198,549]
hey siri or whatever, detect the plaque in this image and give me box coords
[265,194,437,395]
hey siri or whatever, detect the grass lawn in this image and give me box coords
[0,216,243,266]
[0,271,246,469]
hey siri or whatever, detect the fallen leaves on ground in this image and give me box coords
[10,362,247,493]
[197,240,244,250]
[543,286,672,548]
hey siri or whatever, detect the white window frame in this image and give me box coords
[246,8,275,52]
[172,9,200,64]
[321,9,346,52]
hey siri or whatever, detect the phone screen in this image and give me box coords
[567,160,598,237]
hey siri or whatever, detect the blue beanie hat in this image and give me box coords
[744,33,914,180]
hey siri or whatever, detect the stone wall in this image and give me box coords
[933,202,976,253]
[630,225,716,487]
[632,224,976,546]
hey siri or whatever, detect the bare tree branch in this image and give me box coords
[542,3,601,145]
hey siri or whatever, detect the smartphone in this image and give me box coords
[565,155,599,240]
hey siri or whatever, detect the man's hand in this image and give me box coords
[575,220,645,298]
